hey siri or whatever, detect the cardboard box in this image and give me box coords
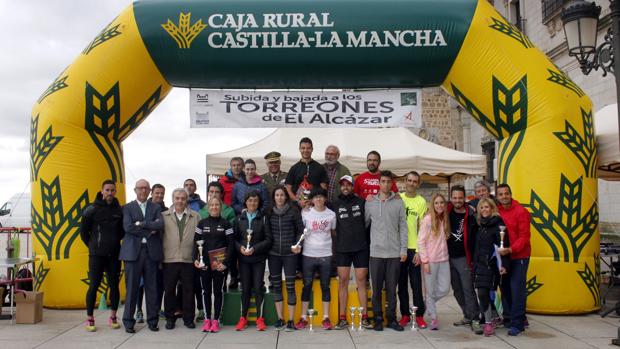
[14,291,43,324]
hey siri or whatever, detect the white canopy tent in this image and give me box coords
[596,103,620,181]
[206,128,486,183]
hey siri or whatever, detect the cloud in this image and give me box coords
[0,0,272,206]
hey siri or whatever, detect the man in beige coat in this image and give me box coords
[162,188,200,330]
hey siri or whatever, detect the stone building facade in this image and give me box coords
[416,0,620,231]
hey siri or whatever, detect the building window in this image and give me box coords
[508,0,523,30]
[542,0,565,23]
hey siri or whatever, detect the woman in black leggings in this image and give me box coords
[267,185,304,331]
[473,198,510,337]
[194,197,235,333]
[234,191,272,331]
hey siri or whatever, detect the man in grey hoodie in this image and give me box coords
[365,170,408,332]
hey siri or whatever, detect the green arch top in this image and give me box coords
[133,0,477,89]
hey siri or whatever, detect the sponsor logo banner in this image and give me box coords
[190,90,421,128]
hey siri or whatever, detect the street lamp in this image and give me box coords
[562,0,620,153]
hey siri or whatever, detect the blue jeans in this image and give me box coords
[501,258,529,330]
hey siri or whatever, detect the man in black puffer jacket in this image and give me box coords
[80,179,125,332]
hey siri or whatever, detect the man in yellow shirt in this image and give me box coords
[397,171,428,329]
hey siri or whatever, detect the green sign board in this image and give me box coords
[134,0,476,88]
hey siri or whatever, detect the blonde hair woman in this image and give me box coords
[473,197,510,337]
[417,193,451,330]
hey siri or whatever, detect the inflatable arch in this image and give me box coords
[32,0,599,313]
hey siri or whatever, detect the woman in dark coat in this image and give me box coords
[233,191,272,331]
[473,197,510,337]
[267,185,304,331]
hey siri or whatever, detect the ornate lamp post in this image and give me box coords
[562,0,620,151]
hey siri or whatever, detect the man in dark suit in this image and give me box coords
[120,179,164,333]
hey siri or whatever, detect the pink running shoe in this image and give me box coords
[210,320,220,333]
[430,319,439,330]
[202,319,212,333]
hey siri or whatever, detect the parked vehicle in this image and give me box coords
[0,192,31,228]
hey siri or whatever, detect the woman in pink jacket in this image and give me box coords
[418,193,451,330]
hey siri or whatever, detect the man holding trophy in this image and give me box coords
[285,137,328,208]
[194,197,235,333]
[497,184,531,336]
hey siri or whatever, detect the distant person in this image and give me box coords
[323,145,351,204]
[219,157,245,206]
[200,181,235,224]
[120,179,164,333]
[261,151,288,197]
[354,151,398,200]
[418,193,451,331]
[285,137,328,208]
[80,179,124,332]
[232,159,270,214]
[468,180,495,210]
[184,179,206,212]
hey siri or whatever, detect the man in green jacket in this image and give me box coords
[200,181,236,224]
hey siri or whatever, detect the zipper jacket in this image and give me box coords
[80,192,124,257]
[268,204,304,256]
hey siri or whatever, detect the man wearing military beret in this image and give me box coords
[261,151,288,197]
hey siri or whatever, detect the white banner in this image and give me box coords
[190,89,421,128]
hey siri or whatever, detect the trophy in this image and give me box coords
[292,228,308,249]
[409,305,418,331]
[196,240,205,269]
[357,307,364,331]
[246,229,253,250]
[350,306,357,331]
[308,309,315,332]
[499,225,506,249]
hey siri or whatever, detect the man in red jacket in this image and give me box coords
[497,183,531,336]
[219,157,244,206]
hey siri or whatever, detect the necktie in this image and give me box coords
[140,202,146,216]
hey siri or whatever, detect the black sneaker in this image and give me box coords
[374,318,384,331]
[361,317,374,329]
[387,321,404,332]
[334,319,348,330]
[285,320,296,332]
[165,320,175,330]
[275,318,285,330]
[185,322,196,329]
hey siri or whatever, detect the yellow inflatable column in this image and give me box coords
[31,5,172,308]
[443,0,598,314]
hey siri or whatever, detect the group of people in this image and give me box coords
[79,137,531,338]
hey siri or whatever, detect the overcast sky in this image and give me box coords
[0,0,273,206]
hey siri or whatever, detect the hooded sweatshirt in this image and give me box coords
[364,192,408,258]
[80,192,124,257]
[219,169,244,206]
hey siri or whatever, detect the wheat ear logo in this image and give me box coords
[162,12,207,49]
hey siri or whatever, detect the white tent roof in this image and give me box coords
[206,128,486,182]
[596,103,620,181]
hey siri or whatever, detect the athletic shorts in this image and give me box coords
[335,249,370,268]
